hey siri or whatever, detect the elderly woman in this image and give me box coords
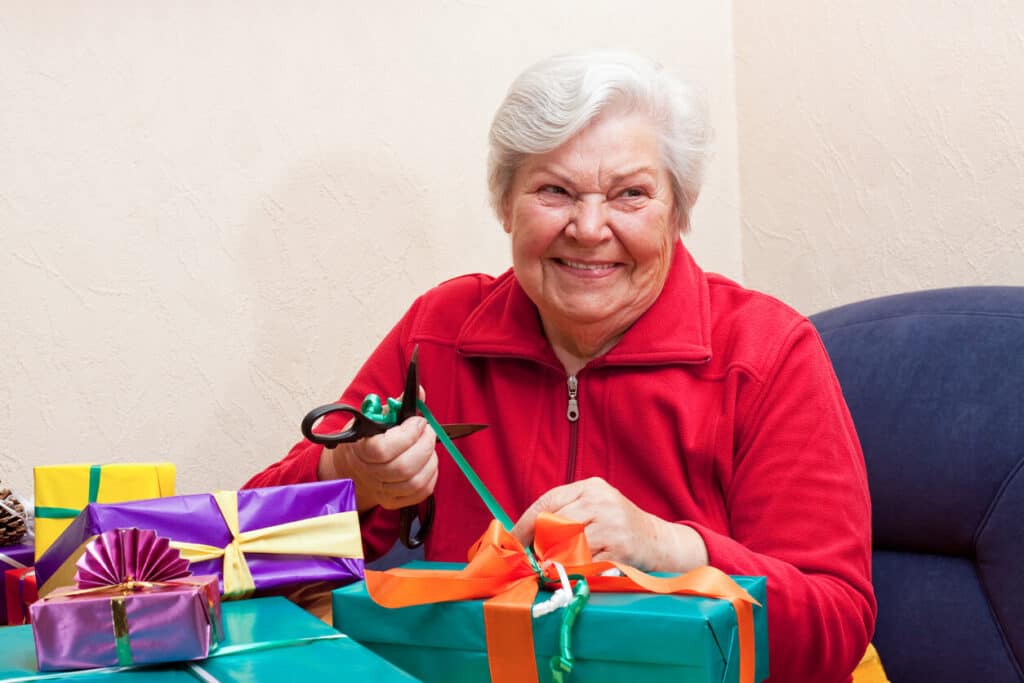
[246,50,876,682]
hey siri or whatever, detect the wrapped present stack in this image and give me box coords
[0,463,424,680]
[35,479,365,600]
[0,521,420,680]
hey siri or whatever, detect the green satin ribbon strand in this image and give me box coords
[415,396,589,680]
[207,605,222,647]
[360,390,585,679]
[359,393,513,530]
[549,575,590,683]
[34,465,104,520]
[361,394,401,427]
[33,507,82,519]
[417,399,514,531]
[110,597,134,667]
[88,465,101,504]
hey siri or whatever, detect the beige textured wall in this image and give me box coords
[735,2,1024,315]
[0,3,741,500]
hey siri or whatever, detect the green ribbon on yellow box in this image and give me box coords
[33,463,176,560]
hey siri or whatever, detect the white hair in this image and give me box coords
[487,50,710,232]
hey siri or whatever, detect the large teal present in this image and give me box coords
[332,561,768,683]
[0,596,421,682]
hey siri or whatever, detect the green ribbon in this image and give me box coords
[417,399,515,531]
[110,597,133,666]
[549,575,590,682]
[34,465,102,520]
[358,392,509,528]
[359,390,587,680]
[360,394,402,427]
[413,396,586,680]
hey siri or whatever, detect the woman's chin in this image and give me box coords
[544,299,637,335]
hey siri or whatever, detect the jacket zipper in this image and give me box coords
[565,375,579,482]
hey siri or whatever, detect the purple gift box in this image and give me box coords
[31,574,222,671]
[34,480,365,599]
[1,540,34,621]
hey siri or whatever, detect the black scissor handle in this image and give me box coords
[399,495,435,549]
[300,403,389,448]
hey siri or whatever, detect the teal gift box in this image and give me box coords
[0,596,421,682]
[332,562,768,683]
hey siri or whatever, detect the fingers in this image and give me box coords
[512,478,671,570]
[512,478,615,548]
[511,481,584,546]
[352,417,430,466]
[336,416,439,510]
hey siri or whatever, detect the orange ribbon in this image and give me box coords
[366,513,760,683]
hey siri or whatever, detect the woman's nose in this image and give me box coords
[567,194,609,244]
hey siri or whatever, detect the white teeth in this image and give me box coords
[561,259,612,270]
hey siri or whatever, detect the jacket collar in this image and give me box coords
[456,240,712,368]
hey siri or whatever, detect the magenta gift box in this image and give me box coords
[30,575,222,671]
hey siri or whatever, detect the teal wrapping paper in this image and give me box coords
[0,597,421,682]
[332,561,768,683]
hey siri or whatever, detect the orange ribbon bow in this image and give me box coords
[366,512,760,683]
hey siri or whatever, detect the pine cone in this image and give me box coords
[0,484,28,546]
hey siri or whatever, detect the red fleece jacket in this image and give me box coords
[246,242,876,683]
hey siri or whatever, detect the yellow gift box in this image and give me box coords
[33,463,175,559]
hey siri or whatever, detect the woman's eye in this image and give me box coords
[621,187,647,198]
[539,184,568,196]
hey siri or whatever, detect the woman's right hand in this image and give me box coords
[317,415,438,513]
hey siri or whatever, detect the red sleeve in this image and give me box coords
[242,298,424,561]
[688,321,876,683]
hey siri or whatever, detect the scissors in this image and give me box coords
[300,346,486,548]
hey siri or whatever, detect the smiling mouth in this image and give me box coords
[555,258,620,271]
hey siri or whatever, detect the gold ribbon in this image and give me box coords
[170,490,363,599]
[57,578,194,599]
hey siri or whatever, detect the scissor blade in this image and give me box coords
[398,345,419,423]
[441,423,488,439]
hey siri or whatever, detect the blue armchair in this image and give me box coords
[811,286,1024,682]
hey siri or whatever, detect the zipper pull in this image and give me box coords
[566,375,579,422]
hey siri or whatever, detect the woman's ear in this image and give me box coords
[673,195,694,234]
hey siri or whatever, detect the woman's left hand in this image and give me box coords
[511,477,709,573]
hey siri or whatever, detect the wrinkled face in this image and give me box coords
[503,111,678,346]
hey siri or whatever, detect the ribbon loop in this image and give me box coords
[359,394,400,427]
